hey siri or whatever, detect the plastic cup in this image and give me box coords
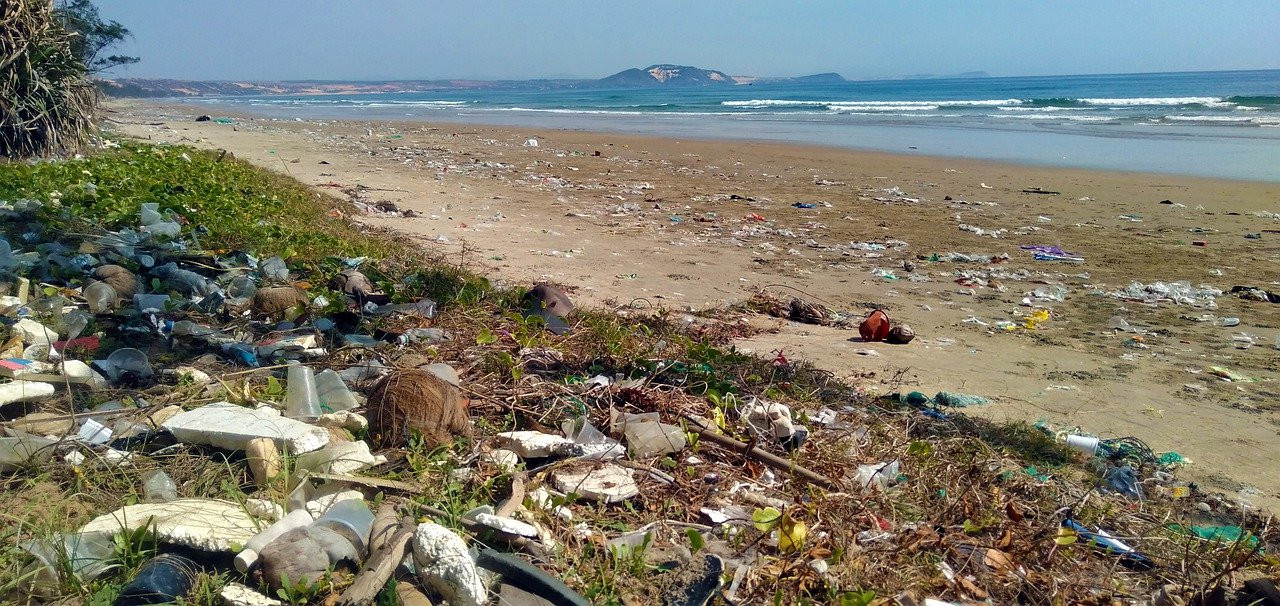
[285,363,321,419]
[314,369,359,412]
[1065,434,1100,455]
[84,282,118,313]
[106,348,153,381]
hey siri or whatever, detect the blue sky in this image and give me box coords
[100,1,1280,81]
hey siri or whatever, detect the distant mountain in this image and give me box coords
[596,64,736,88]
[99,66,850,98]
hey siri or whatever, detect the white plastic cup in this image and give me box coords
[84,282,117,313]
[314,369,359,412]
[1065,434,1100,455]
[285,363,321,419]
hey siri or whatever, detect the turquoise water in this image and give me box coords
[198,70,1280,181]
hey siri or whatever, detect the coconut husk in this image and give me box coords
[366,368,471,449]
[789,298,830,325]
[252,286,308,318]
[887,324,916,344]
[92,264,138,296]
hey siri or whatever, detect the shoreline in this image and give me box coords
[132,97,1280,187]
[107,98,1280,512]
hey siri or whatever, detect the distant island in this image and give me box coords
[100,63,857,97]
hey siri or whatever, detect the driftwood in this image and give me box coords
[681,414,839,491]
[335,515,416,606]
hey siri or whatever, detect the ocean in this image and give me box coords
[196,69,1280,181]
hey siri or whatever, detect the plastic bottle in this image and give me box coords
[314,499,375,554]
[285,363,321,419]
[141,470,178,502]
[115,552,202,605]
[19,533,116,596]
[314,369,359,412]
[234,509,315,573]
[84,281,118,313]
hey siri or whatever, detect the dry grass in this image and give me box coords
[0,0,97,158]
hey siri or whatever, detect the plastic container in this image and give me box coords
[105,348,153,381]
[285,363,321,419]
[260,256,289,283]
[234,509,314,573]
[84,281,118,313]
[19,532,117,596]
[132,294,171,313]
[77,418,113,445]
[315,498,375,554]
[314,369,359,412]
[141,470,178,502]
[624,420,687,458]
[1064,434,1100,455]
[0,433,57,470]
[115,552,202,605]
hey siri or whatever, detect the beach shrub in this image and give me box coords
[0,0,97,158]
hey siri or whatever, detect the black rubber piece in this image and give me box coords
[476,548,591,606]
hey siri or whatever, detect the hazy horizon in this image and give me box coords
[99,1,1279,81]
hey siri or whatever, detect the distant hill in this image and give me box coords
[596,64,736,88]
[99,66,851,98]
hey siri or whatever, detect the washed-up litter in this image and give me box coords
[1105,281,1221,308]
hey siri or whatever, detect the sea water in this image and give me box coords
[195,69,1280,181]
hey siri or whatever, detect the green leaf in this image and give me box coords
[963,519,982,534]
[839,590,878,606]
[752,506,782,532]
[907,440,934,457]
[686,528,705,554]
[475,329,498,345]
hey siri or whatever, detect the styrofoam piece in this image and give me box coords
[161,402,329,454]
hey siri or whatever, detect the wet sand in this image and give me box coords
[106,99,1280,511]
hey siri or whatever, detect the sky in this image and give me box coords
[99,1,1280,81]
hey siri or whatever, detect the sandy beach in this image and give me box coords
[107,99,1280,511]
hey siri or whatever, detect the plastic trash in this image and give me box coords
[77,418,113,445]
[1064,434,1100,455]
[19,532,117,596]
[314,498,375,554]
[1220,317,1240,327]
[151,262,217,297]
[234,509,315,573]
[1062,519,1154,570]
[225,274,258,300]
[141,470,178,502]
[83,281,118,313]
[115,552,203,605]
[103,348,153,382]
[259,256,289,283]
[624,419,687,458]
[1104,465,1144,500]
[856,460,901,490]
[933,392,989,407]
[314,369,359,412]
[285,363,322,419]
[0,433,57,470]
[132,294,171,313]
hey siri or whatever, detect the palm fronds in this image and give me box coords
[1,0,97,158]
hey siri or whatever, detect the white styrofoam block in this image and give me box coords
[78,499,262,552]
[161,402,329,454]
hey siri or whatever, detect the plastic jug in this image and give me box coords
[314,498,375,554]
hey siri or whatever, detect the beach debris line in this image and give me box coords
[1,142,1276,605]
